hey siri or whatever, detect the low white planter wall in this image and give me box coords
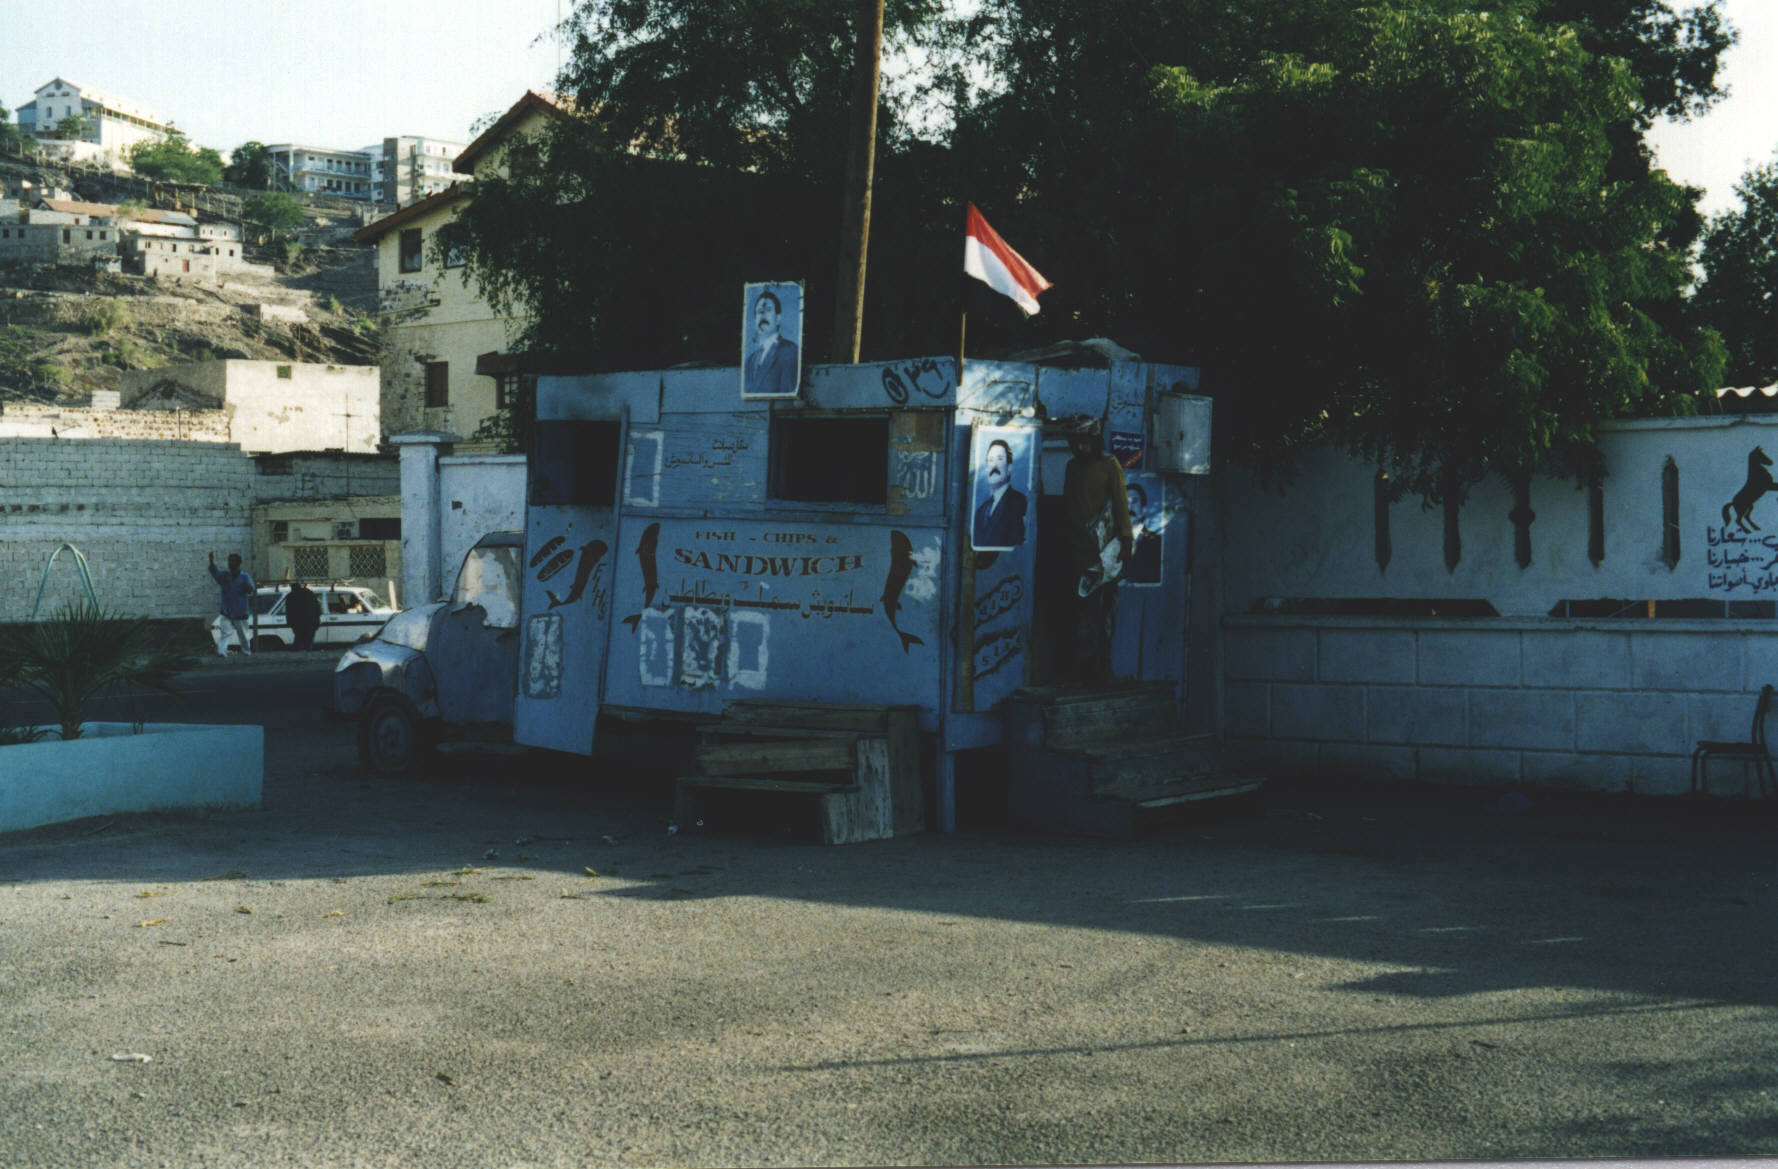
[1225,617,1777,797]
[0,722,263,834]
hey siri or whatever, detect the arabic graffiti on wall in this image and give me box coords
[972,573,1026,682]
[1706,525,1778,593]
[880,357,955,405]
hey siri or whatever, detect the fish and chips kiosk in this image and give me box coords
[511,348,1233,840]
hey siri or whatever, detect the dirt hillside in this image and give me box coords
[0,160,380,406]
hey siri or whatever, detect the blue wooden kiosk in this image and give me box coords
[511,351,1240,839]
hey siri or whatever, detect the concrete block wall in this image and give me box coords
[0,404,232,443]
[0,438,253,621]
[1225,616,1776,797]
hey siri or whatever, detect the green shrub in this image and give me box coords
[79,300,133,336]
[0,602,195,740]
[32,361,72,386]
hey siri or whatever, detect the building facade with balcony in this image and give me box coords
[14,78,170,158]
[265,144,379,199]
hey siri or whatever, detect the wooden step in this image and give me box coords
[722,700,917,733]
[1080,732,1222,793]
[1029,685,1179,750]
[678,776,860,796]
[697,723,868,742]
[1093,774,1265,807]
[695,737,855,776]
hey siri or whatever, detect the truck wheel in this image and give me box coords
[357,694,434,777]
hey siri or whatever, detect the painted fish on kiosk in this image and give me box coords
[880,530,924,654]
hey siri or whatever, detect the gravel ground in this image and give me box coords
[1,718,1775,1167]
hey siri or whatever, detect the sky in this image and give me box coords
[1647,0,1778,217]
[1,1,1771,217]
[0,0,567,150]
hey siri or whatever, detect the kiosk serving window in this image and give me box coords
[769,415,889,504]
[531,420,622,506]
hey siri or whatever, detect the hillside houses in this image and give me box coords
[1,196,271,282]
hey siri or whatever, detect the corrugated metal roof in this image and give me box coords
[36,199,198,226]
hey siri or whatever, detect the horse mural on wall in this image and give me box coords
[1725,446,1777,533]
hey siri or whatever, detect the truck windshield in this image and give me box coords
[451,542,521,628]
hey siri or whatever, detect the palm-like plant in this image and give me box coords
[0,602,196,741]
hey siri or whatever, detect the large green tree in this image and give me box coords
[224,141,275,188]
[448,0,1730,494]
[0,105,20,154]
[129,131,225,185]
[1694,152,1778,388]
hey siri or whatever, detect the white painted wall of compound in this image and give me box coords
[437,454,525,599]
[1220,414,1778,795]
[1224,415,1778,615]
[393,436,524,606]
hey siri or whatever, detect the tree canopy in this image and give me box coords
[447,0,1732,494]
[1695,152,1778,388]
[224,141,276,188]
[242,191,306,237]
[128,132,225,185]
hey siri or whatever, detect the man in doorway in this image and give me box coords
[744,289,800,395]
[1058,415,1132,683]
[208,551,256,657]
[972,437,1028,548]
[285,580,321,651]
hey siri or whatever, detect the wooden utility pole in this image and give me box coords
[830,0,886,364]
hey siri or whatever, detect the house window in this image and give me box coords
[348,545,387,578]
[334,522,357,541]
[270,521,289,544]
[62,229,71,244]
[358,517,401,540]
[276,364,292,379]
[494,372,534,411]
[425,361,449,408]
[292,546,330,579]
[769,416,889,504]
[399,228,423,273]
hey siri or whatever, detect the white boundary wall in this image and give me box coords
[1221,414,1778,796]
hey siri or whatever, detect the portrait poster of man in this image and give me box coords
[741,281,803,399]
[1124,472,1165,586]
[970,425,1033,552]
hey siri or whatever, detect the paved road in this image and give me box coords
[1,672,1775,1166]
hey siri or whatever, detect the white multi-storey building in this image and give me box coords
[14,78,171,163]
[265,144,379,199]
[378,136,466,206]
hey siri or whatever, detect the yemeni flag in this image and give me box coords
[963,204,1052,316]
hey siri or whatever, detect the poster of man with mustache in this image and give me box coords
[741,280,803,399]
[970,425,1032,551]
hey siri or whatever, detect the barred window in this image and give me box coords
[292,546,330,579]
[349,545,386,578]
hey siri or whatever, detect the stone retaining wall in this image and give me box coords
[1224,616,1775,797]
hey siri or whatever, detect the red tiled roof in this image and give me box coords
[453,91,566,175]
[352,185,469,245]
